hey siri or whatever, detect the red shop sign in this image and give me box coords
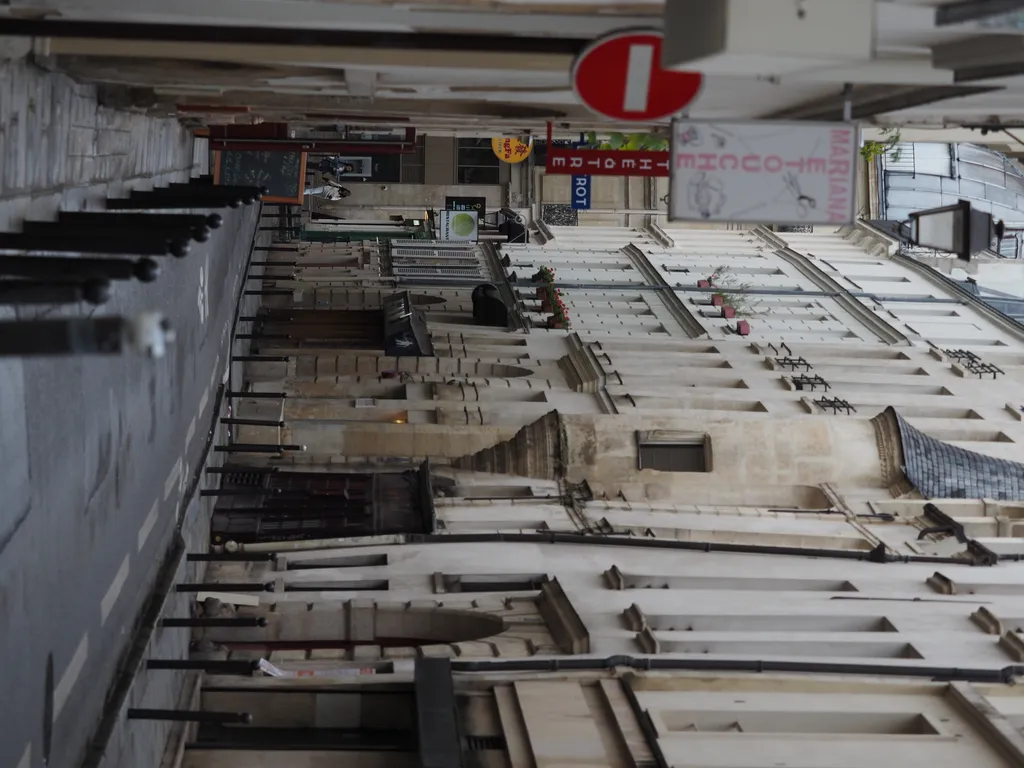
[545,149,670,177]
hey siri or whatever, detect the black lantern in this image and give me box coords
[908,200,1003,261]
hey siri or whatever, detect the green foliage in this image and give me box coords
[579,132,668,151]
[860,127,902,162]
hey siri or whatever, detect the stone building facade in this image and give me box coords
[181,221,1024,767]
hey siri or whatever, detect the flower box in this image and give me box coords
[721,305,736,319]
[711,294,724,307]
[736,320,751,336]
[697,279,711,289]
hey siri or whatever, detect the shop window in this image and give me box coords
[636,431,710,472]
[457,139,501,185]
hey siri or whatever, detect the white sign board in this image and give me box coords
[439,209,479,242]
[669,120,859,226]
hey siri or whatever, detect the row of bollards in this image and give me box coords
[0,175,266,358]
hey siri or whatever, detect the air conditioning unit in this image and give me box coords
[354,398,377,408]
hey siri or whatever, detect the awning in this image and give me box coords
[383,291,434,357]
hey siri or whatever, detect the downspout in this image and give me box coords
[449,655,1024,684]
[226,530,979,566]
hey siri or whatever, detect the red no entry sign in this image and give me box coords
[571,29,703,122]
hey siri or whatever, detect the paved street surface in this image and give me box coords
[0,58,260,768]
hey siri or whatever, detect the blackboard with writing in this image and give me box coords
[215,149,306,203]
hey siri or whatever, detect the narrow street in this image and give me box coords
[0,58,259,768]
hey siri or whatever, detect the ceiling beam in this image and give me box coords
[765,84,1002,121]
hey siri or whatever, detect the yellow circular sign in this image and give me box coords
[492,137,534,164]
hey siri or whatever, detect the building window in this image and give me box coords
[457,139,500,185]
[433,573,549,594]
[636,431,710,472]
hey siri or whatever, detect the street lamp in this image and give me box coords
[908,200,1003,261]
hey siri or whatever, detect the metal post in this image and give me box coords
[104,195,239,211]
[225,391,287,399]
[220,418,286,427]
[0,314,173,357]
[175,582,276,592]
[0,254,160,282]
[231,355,290,362]
[58,211,224,230]
[186,549,278,560]
[214,444,306,453]
[147,663,260,671]
[245,289,293,296]
[199,487,282,496]
[22,218,211,244]
[160,617,269,628]
[0,278,111,306]
[248,262,297,268]
[0,231,190,257]
[127,709,253,725]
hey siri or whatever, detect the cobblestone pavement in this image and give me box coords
[0,57,258,768]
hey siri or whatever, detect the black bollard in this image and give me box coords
[214,444,306,454]
[187,174,215,186]
[220,418,286,428]
[231,355,290,363]
[162,184,261,205]
[199,487,281,496]
[161,616,269,628]
[0,278,111,306]
[0,255,161,282]
[147,659,260,674]
[186,549,278,561]
[104,194,238,211]
[175,582,275,592]
[244,290,293,296]
[173,182,266,197]
[0,314,174,358]
[127,709,253,725]
[22,218,210,244]
[0,230,189,258]
[59,212,223,230]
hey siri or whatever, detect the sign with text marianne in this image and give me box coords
[668,120,859,226]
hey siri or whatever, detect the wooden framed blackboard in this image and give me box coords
[213,149,307,204]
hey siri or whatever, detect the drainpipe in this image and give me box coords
[222,530,977,566]
[449,655,1024,684]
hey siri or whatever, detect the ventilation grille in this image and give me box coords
[465,735,507,751]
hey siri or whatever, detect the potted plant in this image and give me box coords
[531,266,556,284]
[547,296,570,329]
[706,265,761,318]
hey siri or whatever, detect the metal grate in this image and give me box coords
[775,356,813,371]
[465,735,507,751]
[945,348,981,364]
[815,397,857,415]
[638,442,708,472]
[963,359,1004,379]
[792,374,831,392]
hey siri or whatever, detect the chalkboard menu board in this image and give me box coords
[213,149,307,204]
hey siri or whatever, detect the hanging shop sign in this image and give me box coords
[439,209,480,241]
[572,29,704,122]
[445,196,487,219]
[545,148,669,177]
[383,291,431,357]
[571,176,592,210]
[492,136,534,163]
[668,119,859,225]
